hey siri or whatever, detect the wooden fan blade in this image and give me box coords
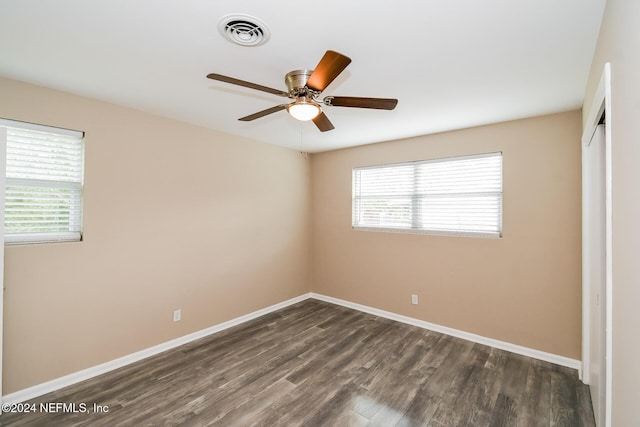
[306,51,352,92]
[312,112,335,132]
[207,73,289,97]
[328,96,398,110]
[239,104,288,121]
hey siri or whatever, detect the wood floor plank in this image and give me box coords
[207,378,296,426]
[445,344,494,426]
[518,360,552,427]
[1,300,594,426]
[492,392,519,427]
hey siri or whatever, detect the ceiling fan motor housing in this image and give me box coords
[285,69,313,96]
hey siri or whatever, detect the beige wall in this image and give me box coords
[0,77,311,394]
[583,0,640,424]
[311,111,582,359]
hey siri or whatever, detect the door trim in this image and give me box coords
[581,62,612,427]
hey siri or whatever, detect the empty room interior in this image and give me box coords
[0,0,639,426]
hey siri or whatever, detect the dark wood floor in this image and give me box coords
[2,299,594,426]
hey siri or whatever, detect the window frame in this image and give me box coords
[352,152,503,238]
[1,118,85,245]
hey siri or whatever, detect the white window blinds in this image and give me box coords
[1,119,84,244]
[352,152,502,237]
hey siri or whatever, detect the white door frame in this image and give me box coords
[581,62,612,427]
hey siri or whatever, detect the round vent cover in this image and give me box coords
[218,14,270,47]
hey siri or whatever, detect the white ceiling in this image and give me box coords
[0,0,605,153]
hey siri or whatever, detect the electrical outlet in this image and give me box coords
[411,294,418,305]
[173,309,181,322]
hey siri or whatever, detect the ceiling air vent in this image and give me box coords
[218,14,270,47]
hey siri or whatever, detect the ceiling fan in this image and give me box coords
[207,50,398,132]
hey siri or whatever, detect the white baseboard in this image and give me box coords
[4,291,581,404]
[310,293,582,372]
[2,293,312,405]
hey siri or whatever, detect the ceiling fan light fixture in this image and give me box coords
[287,98,321,121]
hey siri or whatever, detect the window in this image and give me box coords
[1,119,84,244]
[352,152,502,237]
